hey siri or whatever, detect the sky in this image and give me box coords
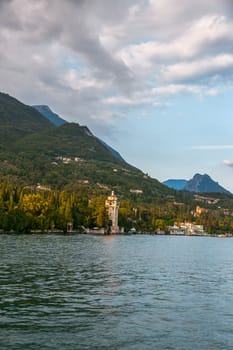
[1,0,233,191]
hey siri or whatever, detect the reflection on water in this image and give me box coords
[1,234,233,349]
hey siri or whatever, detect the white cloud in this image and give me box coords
[63,69,108,91]
[103,96,152,107]
[223,160,233,167]
[163,54,233,82]
[205,88,219,96]
[151,84,202,96]
[119,15,233,70]
[103,95,170,108]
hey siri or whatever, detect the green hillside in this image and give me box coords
[0,122,173,200]
[0,92,53,132]
[0,92,53,149]
[13,123,124,162]
[0,92,175,202]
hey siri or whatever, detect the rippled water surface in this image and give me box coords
[1,234,233,349]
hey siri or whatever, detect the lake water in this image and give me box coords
[1,234,233,350]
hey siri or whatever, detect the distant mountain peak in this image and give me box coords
[163,173,231,195]
[33,104,126,163]
[32,105,67,126]
[184,173,231,194]
[35,104,50,111]
[0,91,53,140]
[163,179,187,190]
[82,126,94,137]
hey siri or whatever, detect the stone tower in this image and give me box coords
[105,191,120,234]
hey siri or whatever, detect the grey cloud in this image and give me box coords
[1,0,233,139]
[16,0,137,93]
[0,0,13,9]
[57,2,137,93]
[0,0,22,30]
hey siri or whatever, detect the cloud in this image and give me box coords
[119,15,233,71]
[162,54,233,82]
[102,94,170,108]
[151,84,202,96]
[1,0,233,137]
[223,160,233,167]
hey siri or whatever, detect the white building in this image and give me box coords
[169,222,205,235]
[105,191,120,234]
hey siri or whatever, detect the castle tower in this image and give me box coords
[105,191,120,234]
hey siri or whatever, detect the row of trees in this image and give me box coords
[0,183,109,232]
[1,182,233,234]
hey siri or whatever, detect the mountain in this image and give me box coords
[32,105,67,126]
[0,93,53,131]
[13,123,125,163]
[33,104,125,162]
[163,179,187,190]
[184,173,231,194]
[98,139,125,162]
[10,122,171,196]
[163,173,232,195]
[0,92,53,146]
[0,91,174,201]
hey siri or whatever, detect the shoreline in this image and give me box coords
[0,229,232,238]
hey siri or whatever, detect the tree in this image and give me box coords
[20,193,50,230]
